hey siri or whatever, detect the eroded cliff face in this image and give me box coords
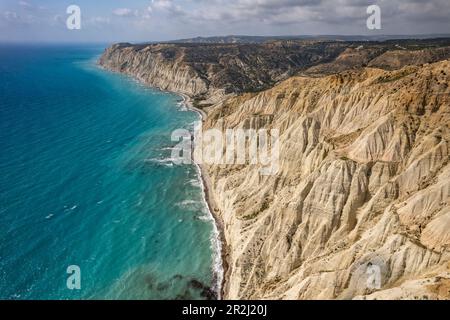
[98,41,352,103]
[99,41,450,104]
[99,43,212,100]
[99,41,450,300]
[202,60,450,300]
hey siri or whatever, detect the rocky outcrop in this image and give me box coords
[99,40,450,104]
[202,60,450,300]
[99,42,352,103]
[99,43,212,99]
[368,46,450,70]
[305,45,450,75]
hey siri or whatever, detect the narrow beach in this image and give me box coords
[180,93,230,299]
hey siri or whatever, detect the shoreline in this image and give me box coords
[179,93,230,300]
[97,62,229,300]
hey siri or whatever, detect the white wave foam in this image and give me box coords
[175,199,202,210]
[192,161,224,299]
[64,205,78,212]
[176,101,188,111]
[187,179,201,188]
[144,157,176,167]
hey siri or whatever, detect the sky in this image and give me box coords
[0,0,450,43]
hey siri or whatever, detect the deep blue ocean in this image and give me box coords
[0,44,221,300]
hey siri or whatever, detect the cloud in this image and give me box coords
[149,0,185,16]
[1,0,450,43]
[113,8,138,17]
[17,0,44,12]
[151,0,176,11]
[3,11,19,21]
[18,1,32,8]
[88,16,111,25]
[145,0,450,34]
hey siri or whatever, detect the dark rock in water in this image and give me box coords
[188,279,218,300]
[144,274,156,290]
[174,289,193,300]
[201,287,218,300]
[189,279,204,290]
[156,282,170,291]
[172,274,184,280]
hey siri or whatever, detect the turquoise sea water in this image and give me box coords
[0,44,221,300]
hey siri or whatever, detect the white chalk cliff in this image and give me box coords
[202,61,450,300]
[100,42,450,300]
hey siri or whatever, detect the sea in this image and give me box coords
[0,43,222,300]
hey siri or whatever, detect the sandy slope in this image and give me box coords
[202,61,450,299]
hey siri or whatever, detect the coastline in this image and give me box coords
[178,93,230,300]
[97,62,229,300]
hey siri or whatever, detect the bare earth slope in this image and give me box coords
[203,61,450,300]
[99,41,348,103]
[99,40,450,300]
[99,39,450,104]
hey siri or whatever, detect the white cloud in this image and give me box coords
[2,0,450,42]
[149,0,185,16]
[151,0,174,10]
[18,1,32,8]
[82,16,111,28]
[113,8,138,17]
[146,0,450,33]
[3,11,19,21]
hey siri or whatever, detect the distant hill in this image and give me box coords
[168,34,450,44]
[101,37,450,102]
